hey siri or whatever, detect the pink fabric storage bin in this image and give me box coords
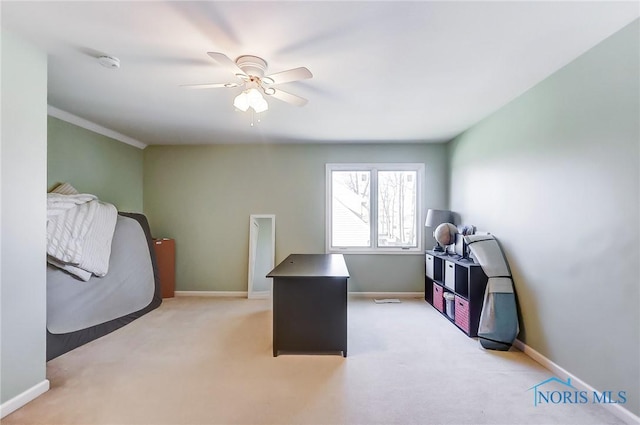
[433,285,444,313]
[454,295,470,334]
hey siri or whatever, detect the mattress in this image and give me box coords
[46,212,161,360]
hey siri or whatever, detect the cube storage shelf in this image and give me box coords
[425,251,488,337]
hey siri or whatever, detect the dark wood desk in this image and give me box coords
[267,254,350,357]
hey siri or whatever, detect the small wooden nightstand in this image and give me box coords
[153,238,175,298]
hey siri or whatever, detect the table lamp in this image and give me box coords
[425,209,452,252]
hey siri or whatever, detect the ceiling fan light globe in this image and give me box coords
[246,88,263,103]
[252,98,269,113]
[233,92,250,112]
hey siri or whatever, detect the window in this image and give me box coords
[326,163,424,253]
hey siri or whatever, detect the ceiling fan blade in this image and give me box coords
[207,52,248,79]
[263,67,312,85]
[267,89,308,107]
[180,82,240,89]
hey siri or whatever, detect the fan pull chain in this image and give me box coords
[249,110,261,127]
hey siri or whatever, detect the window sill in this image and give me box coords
[326,248,423,255]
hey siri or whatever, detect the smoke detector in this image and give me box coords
[98,55,120,69]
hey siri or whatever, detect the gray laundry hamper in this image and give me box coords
[464,234,519,350]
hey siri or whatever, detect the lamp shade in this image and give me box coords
[425,209,452,227]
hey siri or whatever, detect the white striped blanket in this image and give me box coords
[47,193,118,280]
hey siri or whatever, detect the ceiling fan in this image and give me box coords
[181,52,313,112]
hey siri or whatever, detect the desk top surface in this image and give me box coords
[267,254,350,278]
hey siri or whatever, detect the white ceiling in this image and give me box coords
[2,1,638,146]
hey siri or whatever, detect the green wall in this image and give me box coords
[449,20,639,415]
[143,143,448,293]
[1,30,48,407]
[47,116,144,212]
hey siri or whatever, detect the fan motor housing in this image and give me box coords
[236,55,267,77]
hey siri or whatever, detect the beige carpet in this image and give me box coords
[4,297,624,425]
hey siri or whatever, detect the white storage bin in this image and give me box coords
[444,261,455,291]
[425,254,434,279]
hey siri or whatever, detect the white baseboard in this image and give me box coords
[348,292,424,299]
[514,339,640,425]
[0,379,50,419]
[247,291,270,300]
[174,291,424,299]
[174,291,248,298]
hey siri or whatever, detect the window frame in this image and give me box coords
[325,163,425,254]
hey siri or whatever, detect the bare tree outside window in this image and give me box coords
[378,171,417,247]
[326,164,423,253]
